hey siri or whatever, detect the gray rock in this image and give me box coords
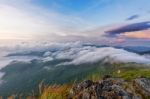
[70,76,150,99]
[77,80,94,89]
[134,78,150,97]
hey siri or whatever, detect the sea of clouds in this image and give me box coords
[42,43,150,65]
[3,41,149,65]
[0,41,150,66]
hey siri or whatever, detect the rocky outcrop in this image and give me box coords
[133,77,150,98]
[69,76,150,99]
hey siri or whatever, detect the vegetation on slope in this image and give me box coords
[1,62,150,99]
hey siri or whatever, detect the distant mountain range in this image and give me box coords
[122,46,150,54]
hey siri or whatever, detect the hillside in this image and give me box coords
[2,63,150,99]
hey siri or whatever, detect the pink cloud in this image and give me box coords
[120,29,150,39]
[115,38,126,43]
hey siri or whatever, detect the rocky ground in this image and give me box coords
[69,75,150,99]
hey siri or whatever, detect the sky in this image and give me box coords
[0,0,150,46]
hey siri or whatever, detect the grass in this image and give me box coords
[112,63,150,81]
[114,69,150,81]
[39,84,72,99]
[5,84,72,99]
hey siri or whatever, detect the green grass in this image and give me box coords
[112,63,150,81]
[114,69,150,81]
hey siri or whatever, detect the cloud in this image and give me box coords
[0,0,90,41]
[105,21,150,36]
[0,0,150,46]
[126,15,139,20]
[120,29,150,39]
[2,42,150,67]
[65,47,150,65]
[54,45,95,60]
[25,42,150,65]
[42,57,53,62]
[43,51,52,57]
[114,38,126,44]
[0,3,52,39]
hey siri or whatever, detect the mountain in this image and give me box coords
[122,46,150,54]
[1,59,150,98]
[0,59,113,97]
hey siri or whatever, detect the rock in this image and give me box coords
[99,78,132,99]
[69,76,150,99]
[77,80,94,90]
[72,80,94,96]
[134,78,150,97]
[71,76,134,99]
[82,92,91,99]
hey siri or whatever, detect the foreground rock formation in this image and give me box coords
[69,75,150,99]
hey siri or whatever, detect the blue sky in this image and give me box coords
[31,0,150,26]
[0,0,150,46]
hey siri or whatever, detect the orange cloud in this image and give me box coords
[121,30,150,39]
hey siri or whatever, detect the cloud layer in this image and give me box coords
[8,42,150,65]
[68,47,150,65]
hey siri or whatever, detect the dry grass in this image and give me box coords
[39,84,72,99]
